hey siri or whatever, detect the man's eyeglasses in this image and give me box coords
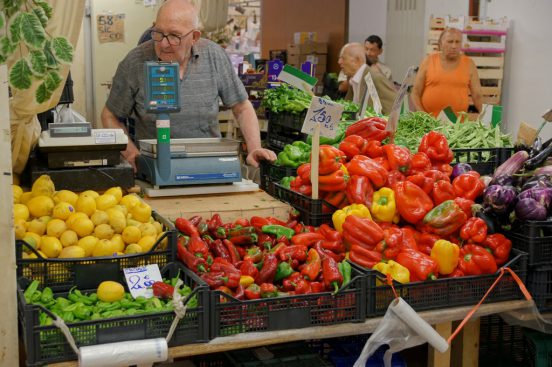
[150,29,195,46]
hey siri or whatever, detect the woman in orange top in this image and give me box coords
[412,28,482,117]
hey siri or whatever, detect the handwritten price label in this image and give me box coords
[123,264,163,299]
[301,97,344,139]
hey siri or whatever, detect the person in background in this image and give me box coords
[102,0,275,171]
[411,27,483,117]
[338,43,397,115]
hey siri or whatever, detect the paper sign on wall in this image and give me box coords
[301,97,344,138]
[359,72,382,117]
[97,13,125,43]
[124,264,163,299]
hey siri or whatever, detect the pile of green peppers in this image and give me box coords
[274,141,311,168]
[23,278,196,326]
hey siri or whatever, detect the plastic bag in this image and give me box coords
[354,298,449,367]
[499,301,552,334]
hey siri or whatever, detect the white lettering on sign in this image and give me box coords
[301,97,344,139]
[123,264,163,299]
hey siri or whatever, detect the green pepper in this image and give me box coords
[96,301,121,312]
[62,311,75,323]
[90,312,102,320]
[74,304,92,320]
[125,308,138,316]
[274,262,294,282]
[39,312,53,326]
[186,295,198,309]
[102,309,125,318]
[280,176,293,189]
[134,296,148,305]
[31,290,42,303]
[339,261,352,288]
[262,225,295,240]
[24,280,40,304]
[62,302,81,313]
[56,297,71,309]
[120,298,143,309]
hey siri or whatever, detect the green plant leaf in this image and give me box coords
[3,0,24,18]
[43,40,58,68]
[0,11,6,29]
[32,6,48,28]
[35,0,53,19]
[20,12,46,49]
[9,13,23,44]
[44,70,62,91]
[9,58,32,89]
[0,36,16,57]
[36,81,52,103]
[52,37,73,64]
[28,50,47,76]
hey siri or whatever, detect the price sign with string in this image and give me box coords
[123,264,163,299]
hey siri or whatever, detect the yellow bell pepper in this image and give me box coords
[239,275,255,287]
[332,203,372,233]
[373,260,410,284]
[371,187,397,223]
[430,240,460,275]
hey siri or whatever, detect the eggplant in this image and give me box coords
[515,197,547,221]
[451,163,473,179]
[518,187,552,210]
[483,185,518,214]
[530,136,543,158]
[535,166,552,176]
[493,150,529,178]
[489,174,514,187]
[524,144,552,170]
[520,174,552,191]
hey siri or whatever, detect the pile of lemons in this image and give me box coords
[13,175,167,259]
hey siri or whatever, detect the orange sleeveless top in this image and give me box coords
[421,53,471,117]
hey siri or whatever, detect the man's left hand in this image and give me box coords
[246,148,277,167]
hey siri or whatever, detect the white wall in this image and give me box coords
[485,0,552,141]
[347,0,388,61]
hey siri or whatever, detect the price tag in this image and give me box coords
[386,66,417,137]
[359,72,382,117]
[277,64,317,94]
[123,264,163,299]
[301,97,344,138]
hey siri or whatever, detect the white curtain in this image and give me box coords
[9,0,86,174]
[196,0,229,32]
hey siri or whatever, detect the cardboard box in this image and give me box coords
[286,53,327,67]
[293,32,317,44]
[287,42,328,55]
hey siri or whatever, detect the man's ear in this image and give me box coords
[192,30,201,41]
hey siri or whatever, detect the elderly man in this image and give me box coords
[101,0,276,171]
[338,43,397,114]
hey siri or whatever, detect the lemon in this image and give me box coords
[104,187,123,203]
[80,190,99,199]
[126,218,141,227]
[152,221,163,234]
[76,195,96,217]
[97,281,125,302]
[137,235,157,252]
[71,217,95,237]
[31,175,55,198]
[20,192,33,205]
[111,204,128,217]
[107,209,127,233]
[94,223,115,240]
[93,239,117,257]
[27,195,55,218]
[14,219,27,239]
[53,190,79,206]
[120,194,140,210]
[77,236,98,257]
[59,245,86,258]
[122,226,142,244]
[27,218,47,235]
[41,236,63,258]
[66,212,88,227]
[22,232,41,251]
[90,210,109,226]
[25,250,47,259]
[156,232,169,249]
[124,243,143,254]
[52,202,75,220]
[139,222,157,237]
[46,218,67,238]
[12,185,23,203]
[13,203,30,221]
[96,194,118,211]
[60,230,79,247]
[110,234,125,252]
[130,202,152,223]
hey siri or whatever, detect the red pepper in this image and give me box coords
[175,217,199,237]
[454,197,475,219]
[279,245,308,262]
[244,246,263,263]
[345,116,390,142]
[215,285,233,303]
[282,272,302,291]
[314,240,344,263]
[342,215,384,250]
[460,217,488,244]
[431,180,456,205]
[188,235,210,258]
[318,224,342,242]
[339,134,369,160]
[240,258,259,279]
[373,156,390,171]
[320,240,345,253]
[386,170,405,187]
[260,283,279,298]
[255,253,278,285]
[418,131,453,164]
[365,140,384,158]
[375,227,403,260]
[435,163,453,177]
[452,171,485,201]
[322,256,343,293]
[317,145,347,175]
[291,232,325,247]
[250,216,270,230]
[394,181,434,224]
[210,257,240,276]
[270,243,288,259]
[349,244,383,269]
[423,169,450,183]
[406,173,435,195]
[244,283,261,300]
[400,227,419,251]
[301,248,322,280]
[188,215,202,227]
[229,233,258,246]
[152,281,175,299]
[290,176,312,196]
[227,226,256,238]
[396,248,439,281]
[212,239,231,261]
[310,281,326,293]
[345,175,374,207]
[207,214,223,235]
[201,272,228,289]
[234,218,250,227]
[297,163,312,184]
[347,155,388,188]
[482,233,512,266]
[383,144,412,173]
[408,152,432,175]
[415,232,440,255]
[318,169,348,192]
[423,200,468,237]
[458,244,498,275]
[266,217,288,226]
[223,239,241,265]
[294,279,312,294]
[177,242,207,273]
[322,190,347,208]
[445,268,465,278]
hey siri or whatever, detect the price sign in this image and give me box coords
[123,264,163,299]
[301,97,344,138]
[277,64,317,94]
[359,72,382,117]
[97,13,125,43]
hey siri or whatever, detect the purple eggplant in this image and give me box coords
[489,174,514,187]
[521,174,552,192]
[483,185,518,214]
[518,187,552,210]
[451,163,473,180]
[515,197,547,221]
[535,166,552,176]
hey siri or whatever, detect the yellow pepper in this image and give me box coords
[371,187,397,223]
[373,260,410,284]
[332,203,372,233]
[430,240,460,275]
[239,275,255,287]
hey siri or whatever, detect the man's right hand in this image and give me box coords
[122,140,140,172]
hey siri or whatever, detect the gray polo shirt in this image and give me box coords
[106,39,248,142]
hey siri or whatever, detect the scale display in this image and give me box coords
[144,62,181,113]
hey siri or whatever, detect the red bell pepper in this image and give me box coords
[423,169,450,183]
[322,256,343,293]
[301,248,322,280]
[347,155,388,188]
[431,180,456,205]
[460,217,488,244]
[345,116,390,142]
[339,134,369,160]
[383,144,412,173]
[255,253,278,285]
[202,271,240,289]
[318,224,342,242]
[294,279,312,294]
[322,190,347,208]
[188,235,210,258]
[175,217,199,237]
[386,170,406,187]
[444,268,465,278]
[423,200,468,236]
[290,176,313,196]
[314,240,344,263]
[375,227,403,260]
[454,197,475,219]
[282,272,303,291]
[177,242,207,273]
[297,163,312,184]
[244,246,263,263]
[452,171,485,201]
[318,169,348,192]
[152,281,175,299]
[310,281,326,293]
[345,175,374,207]
[458,244,498,275]
[240,258,259,279]
[482,233,512,266]
[396,248,439,281]
[260,283,279,298]
[317,145,347,175]
[342,215,384,250]
[349,244,383,269]
[291,232,325,247]
[373,156,390,171]
[207,214,223,235]
[415,232,440,255]
[210,257,240,275]
[250,216,270,230]
[394,181,434,224]
[435,163,453,178]
[418,131,453,164]
[244,283,261,300]
[234,217,250,227]
[408,152,432,175]
[320,240,345,254]
[366,140,384,158]
[400,227,419,251]
[222,239,241,265]
[212,239,231,262]
[406,173,435,195]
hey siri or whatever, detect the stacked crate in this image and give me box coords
[286,34,328,95]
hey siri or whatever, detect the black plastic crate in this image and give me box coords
[268,111,308,131]
[361,249,527,316]
[209,264,366,338]
[16,211,177,292]
[452,147,502,175]
[272,182,336,226]
[259,161,297,196]
[523,329,552,367]
[225,342,332,367]
[19,262,209,366]
[266,122,308,151]
[479,314,525,367]
[526,265,552,313]
[192,352,233,367]
[507,220,552,267]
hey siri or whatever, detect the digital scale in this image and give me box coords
[135,61,243,189]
